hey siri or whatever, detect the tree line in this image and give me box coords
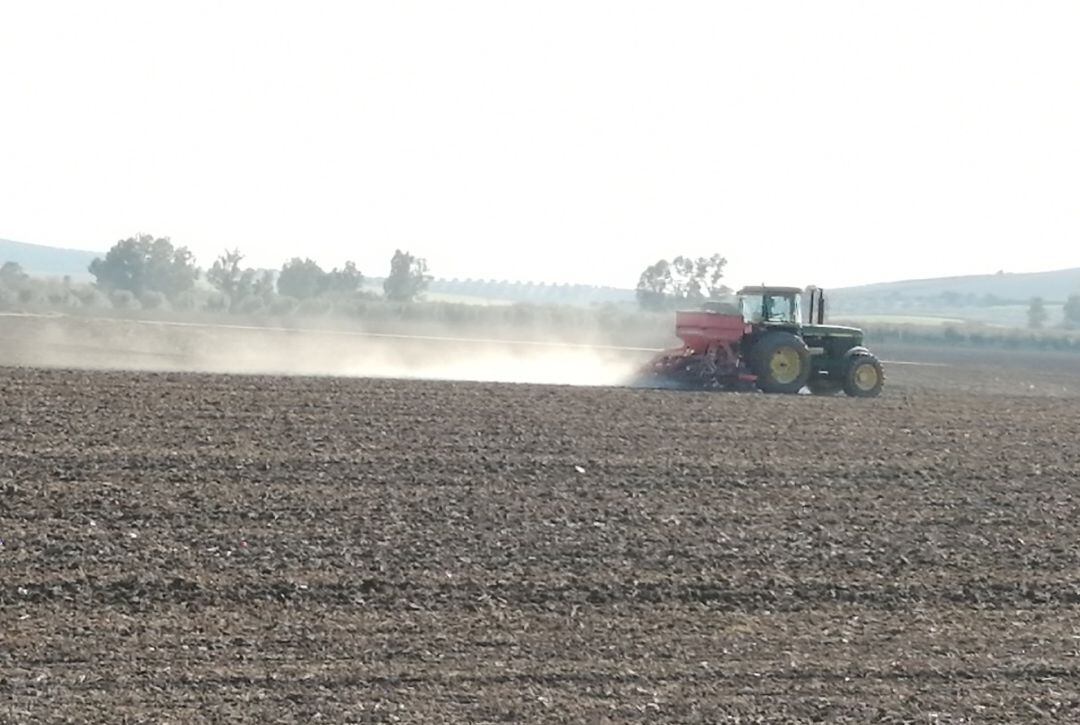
[865,321,1080,353]
[81,237,737,313]
[1027,296,1080,330]
[80,234,431,313]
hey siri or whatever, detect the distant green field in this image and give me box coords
[358,280,514,307]
[421,291,514,306]
[840,304,1069,329]
[836,314,969,326]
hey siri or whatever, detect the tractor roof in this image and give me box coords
[737,286,803,296]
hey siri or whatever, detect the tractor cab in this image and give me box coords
[737,286,802,329]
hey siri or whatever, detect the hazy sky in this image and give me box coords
[1,1,1077,289]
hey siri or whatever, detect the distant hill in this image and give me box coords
[830,267,1080,328]
[834,268,1080,303]
[0,238,102,279]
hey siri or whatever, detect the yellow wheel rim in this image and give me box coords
[769,347,802,385]
[854,362,879,390]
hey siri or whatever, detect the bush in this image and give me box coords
[270,295,299,316]
[46,291,82,309]
[203,292,230,312]
[296,297,331,316]
[74,287,113,309]
[139,290,169,311]
[172,290,199,312]
[110,289,141,311]
[237,296,267,315]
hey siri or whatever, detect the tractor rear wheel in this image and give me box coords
[843,355,885,397]
[752,332,811,394]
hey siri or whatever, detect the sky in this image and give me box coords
[1,1,1077,290]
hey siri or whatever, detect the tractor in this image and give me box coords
[639,285,885,397]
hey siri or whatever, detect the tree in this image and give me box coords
[636,260,672,311]
[1027,297,1047,329]
[88,234,198,300]
[0,261,28,285]
[695,254,729,300]
[1064,294,1080,329]
[326,261,363,294]
[208,249,278,311]
[207,248,246,303]
[277,258,327,300]
[635,254,729,310]
[241,268,276,304]
[383,249,430,302]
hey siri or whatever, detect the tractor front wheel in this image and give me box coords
[752,332,811,394]
[843,355,885,397]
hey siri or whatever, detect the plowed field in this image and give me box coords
[4,364,1080,722]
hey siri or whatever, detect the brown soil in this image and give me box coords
[3,365,1080,722]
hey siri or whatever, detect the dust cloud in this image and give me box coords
[0,314,653,387]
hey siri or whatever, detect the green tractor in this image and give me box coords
[642,285,885,397]
[738,286,884,397]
